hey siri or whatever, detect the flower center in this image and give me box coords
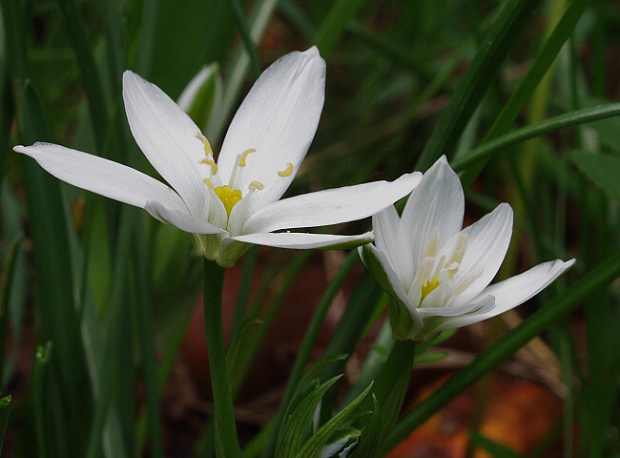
[214,185,242,216]
[196,133,295,220]
[413,229,481,305]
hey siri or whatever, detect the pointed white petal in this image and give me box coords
[242,172,422,234]
[432,295,496,328]
[231,231,373,250]
[373,205,415,288]
[123,71,207,214]
[448,203,513,306]
[217,47,326,211]
[444,259,575,329]
[400,157,465,270]
[15,142,188,212]
[417,295,495,318]
[145,201,224,234]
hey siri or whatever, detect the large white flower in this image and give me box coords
[15,47,421,267]
[359,157,575,341]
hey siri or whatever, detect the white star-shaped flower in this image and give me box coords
[360,157,575,341]
[15,47,421,267]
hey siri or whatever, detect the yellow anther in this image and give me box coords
[214,185,242,218]
[200,157,218,175]
[249,181,264,191]
[240,148,256,167]
[277,163,294,177]
[196,132,214,156]
[203,178,214,189]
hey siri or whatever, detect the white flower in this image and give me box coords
[359,157,575,341]
[14,47,421,267]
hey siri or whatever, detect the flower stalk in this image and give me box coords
[203,260,241,457]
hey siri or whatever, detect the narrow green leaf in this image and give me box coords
[56,0,110,154]
[570,152,620,202]
[276,375,343,458]
[459,0,592,186]
[33,342,53,458]
[451,103,620,172]
[416,0,543,171]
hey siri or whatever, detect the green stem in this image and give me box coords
[203,260,241,457]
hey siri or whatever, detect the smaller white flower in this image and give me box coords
[14,47,422,267]
[360,157,576,341]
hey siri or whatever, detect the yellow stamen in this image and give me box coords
[249,181,264,191]
[214,185,242,217]
[196,132,214,156]
[240,148,256,167]
[200,157,218,175]
[277,163,294,177]
[203,178,213,189]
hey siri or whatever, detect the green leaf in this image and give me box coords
[296,383,373,458]
[459,0,592,186]
[276,375,343,458]
[416,0,543,171]
[570,152,620,202]
[313,0,366,59]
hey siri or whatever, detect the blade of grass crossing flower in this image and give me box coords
[416,0,543,172]
[383,253,620,452]
[459,0,591,188]
[450,103,620,173]
[312,0,366,59]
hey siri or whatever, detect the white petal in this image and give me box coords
[373,205,415,288]
[217,47,326,212]
[417,295,495,318]
[15,142,188,213]
[145,201,224,234]
[123,71,206,214]
[448,203,513,307]
[242,172,422,234]
[400,157,465,270]
[433,295,496,328]
[444,259,575,328]
[231,231,373,250]
[177,63,219,112]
